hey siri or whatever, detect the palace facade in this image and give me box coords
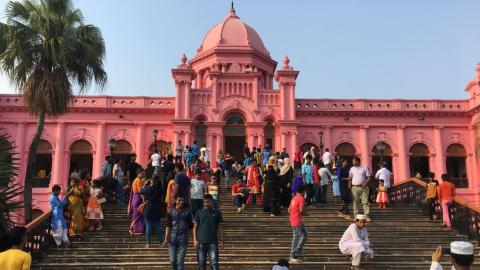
[1,7,480,212]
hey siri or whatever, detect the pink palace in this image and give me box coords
[1,6,480,213]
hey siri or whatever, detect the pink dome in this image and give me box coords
[198,7,270,55]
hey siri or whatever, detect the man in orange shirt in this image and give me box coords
[437,174,456,228]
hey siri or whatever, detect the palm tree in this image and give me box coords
[0,0,107,222]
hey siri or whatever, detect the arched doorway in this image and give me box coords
[446,143,468,188]
[33,140,53,187]
[69,140,93,178]
[148,140,169,156]
[409,143,430,178]
[194,119,207,148]
[371,142,393,176]
[300,143,318,160]
[335,142,356,165]
[264,120,275,150]
[111,140,134,172]
[223,113,246,160]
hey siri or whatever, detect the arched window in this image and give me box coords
[371,142,393,175]
[33,140,53,187]
[335,143,357,165]
[264,120,275,150]
[446,144,468,188]
[409,143,430,179]
[111,140,134,173]
[69,140,93,178]
[195,120,207,147]
[148,140,169,156]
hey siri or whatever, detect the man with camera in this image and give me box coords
[431,241,475,270]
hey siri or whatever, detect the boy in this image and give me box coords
[190,169,206,216]
[288,185,309,263]
[50,184,72,247]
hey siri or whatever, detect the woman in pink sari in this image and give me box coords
[128,169,146,235]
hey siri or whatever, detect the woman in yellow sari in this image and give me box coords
[68,178,86,237]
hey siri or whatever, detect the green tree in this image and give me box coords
[0,0,107,222]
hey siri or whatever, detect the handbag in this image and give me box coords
[137,201,147,214]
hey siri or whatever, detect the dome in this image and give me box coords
[197,7,270,56]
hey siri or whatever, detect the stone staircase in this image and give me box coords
[32,181,478,270]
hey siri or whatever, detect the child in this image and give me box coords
[190,170,206,216]
[50,185,71,247]
[85,180,104,230]
[376,180,389,209]
[208,175,220,208]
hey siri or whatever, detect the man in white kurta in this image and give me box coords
[339,215,374,269]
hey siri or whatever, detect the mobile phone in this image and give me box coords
[443,247,451,256]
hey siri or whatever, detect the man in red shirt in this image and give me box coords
[288,185,309,264]
[438,174,456,228]
[231,179,249,213]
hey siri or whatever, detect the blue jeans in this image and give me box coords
[198,243,218,270]
[169,244,187,270]
[145,217,163,245]
[290,224,309,259]
[116,179,125,204]
[224,170,230,187]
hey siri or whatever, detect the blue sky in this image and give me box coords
[0,0,479,99]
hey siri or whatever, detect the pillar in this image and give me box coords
[52,122,66,187]
[184,82,191,119]
[135,123,146,165]
[433,126,446,178]
[253,77,259,112]
[469,126,480,202]
[216,133,223,153]
[248,133,255,149]
[184,131,191,147]
[258,134,264,148]
[93,123,106,179]
[281,133,287,149]
[289,84,296,120]
[207,133,214,161]
[359,126,370,169]
[396,126,409,180]
[174,83,182,118]
[323,126,332,151]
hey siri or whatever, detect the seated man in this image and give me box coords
[430,241,474,270]
[231,179,249,213]
[339,214,374,270]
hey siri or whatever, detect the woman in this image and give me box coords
[246,160,261,205]
[216,149,224,171]
[141,178,163,248]
[293,146,303,170]
[279,158,294,208]
[128,169,146,236]
[67,178,86,237]
[263,157,280,216]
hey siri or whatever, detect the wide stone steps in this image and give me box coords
[32,181,478,270]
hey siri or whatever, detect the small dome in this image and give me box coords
[197,7,270,56]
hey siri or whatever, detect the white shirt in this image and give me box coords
[151,153,161,167]
[113,164,123,181]
[322,151,333,165]
[375,167,391,188]
[200,147,210,162]
[318,167,331,186]
[349,165,371,186]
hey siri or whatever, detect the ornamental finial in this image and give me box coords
[181,53,187,65]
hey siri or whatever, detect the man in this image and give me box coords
[280,147,289,159]
[438,174,456,228]
[191,140,199,161]
[126,155,141,186]
[113,158,126,204]
[374,162,391,201]
[337,159,352,219]
[425,172,439,221]
[262,147,271,166]
[162,195,194,270]
[175,140,184,164]
[430,241,475,270]
[321,148,333,169]
[174,163,191,207]
[0,227,32,270]
[349,157,372,222]
[288,184,308,264]
[244,142,250,158]
[200,143,210,163]
[254,148,262,165]
[224,153,234,189]
[150,149,162,176]
[301,155,314,206]
[101,155,112,179]
[232,178,249,213]
[339,214,374,270]
[318,162,331,204]
[193,194,224,270]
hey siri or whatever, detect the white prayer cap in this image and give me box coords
[451,241,474,255]
[355,214,366,220]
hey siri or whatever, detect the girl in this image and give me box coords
[376,180,389,209]
[332,171,341,204]
[67,178,86,237]
[246,160,261,205]
[128,169,146,236]
[85,180,104,230]
[208,175,220,208]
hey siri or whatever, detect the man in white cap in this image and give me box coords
[338,214,374,270]
[430,241,475,270]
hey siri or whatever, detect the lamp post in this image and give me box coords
[108,138,117,156]
[153,129,158,152]
[376,140,385,166]
[318,131,324,155]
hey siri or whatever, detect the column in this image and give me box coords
[184,131,191,147]
[93,123,106,179]
[280,84,286,119]
[359,126,370,169]
[135,124,146,165]
[281,132,287,149]
[396,126,409,180]
[290,133,297,158]
[216,133,223,152]
[207,133,214,162]
[289,84,296,120]
[247,133,255,149]
[184,82,191,118]
[212,77,218,111]
[253,77,259,111]
[323,126,332,151]
[469,126,480,202]
[433,126,446,178]
[52,122,66,187]
[258,134,264,148]
[174,83,182,118]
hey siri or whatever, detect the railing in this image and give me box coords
[24,210,53,261]
[390,178,480,241]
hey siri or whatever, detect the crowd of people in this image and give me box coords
[0,140,472,270]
